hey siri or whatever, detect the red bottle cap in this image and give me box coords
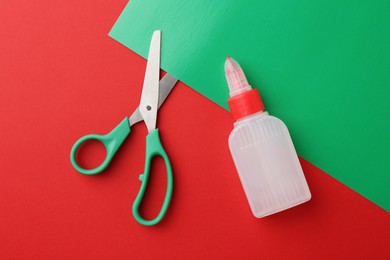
[228,89,265,120]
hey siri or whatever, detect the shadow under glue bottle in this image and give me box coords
[225,57,311,218]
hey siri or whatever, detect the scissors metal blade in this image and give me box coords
[139,30,161,134]
[129,73,178,127]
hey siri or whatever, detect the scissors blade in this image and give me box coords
[139,30,161,134]
[158,73,178,109]
[129,73,178,127]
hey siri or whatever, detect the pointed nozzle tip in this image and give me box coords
[224,56,237,72]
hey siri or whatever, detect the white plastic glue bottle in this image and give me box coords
[225,57,311,218]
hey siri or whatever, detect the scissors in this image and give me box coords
[70,30,177,226]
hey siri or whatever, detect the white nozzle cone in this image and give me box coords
[225,57,252,97]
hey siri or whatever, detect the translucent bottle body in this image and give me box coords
[229,111,311,218]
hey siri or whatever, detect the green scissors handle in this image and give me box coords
[132,129,173,226]
[70,118,131,175]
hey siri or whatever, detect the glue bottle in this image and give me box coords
[225,57,311,218]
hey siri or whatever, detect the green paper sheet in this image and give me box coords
[110,0,390,211]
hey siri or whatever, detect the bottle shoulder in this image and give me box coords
[229,112,289,146]
[234,111,269,125]
[232,111,287,129]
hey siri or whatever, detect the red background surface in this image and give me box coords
[1,1,389,259]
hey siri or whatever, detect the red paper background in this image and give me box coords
[1,1,389,259]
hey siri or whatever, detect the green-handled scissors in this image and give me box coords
[70,30,177,226]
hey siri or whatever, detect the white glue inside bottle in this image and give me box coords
[225,57,311,218]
